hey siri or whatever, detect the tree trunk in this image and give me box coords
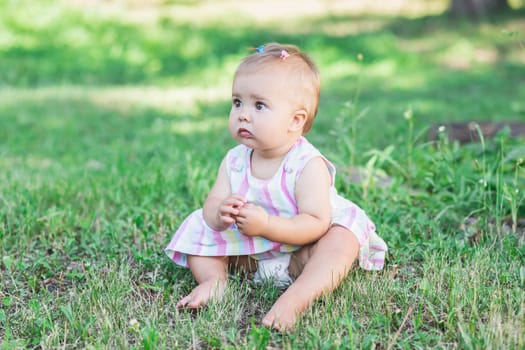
[450,0,510,18]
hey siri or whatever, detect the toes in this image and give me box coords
[262,309,296,332]
[175,280,227,310]
[177,294,205,309]
[262,314,275,328]
[176,295,193,309]
[262,313,286,332]
[187,297,205,309]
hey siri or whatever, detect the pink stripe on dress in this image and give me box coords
[262,183,279,216]
[280,167,298,214]
[167,214,191,249]
[170,251,185,264]
[237,170,249,197]
[247,235,255,254]
[370,244,387,251]
[193,218,208,255]
[213,228,228,255]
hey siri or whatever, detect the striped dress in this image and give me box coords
[165,137,387,270]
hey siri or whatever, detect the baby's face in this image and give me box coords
[229,67,303,155]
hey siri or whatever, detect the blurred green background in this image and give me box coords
[2,1,524,144]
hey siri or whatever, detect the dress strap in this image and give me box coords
[226,145,250,196]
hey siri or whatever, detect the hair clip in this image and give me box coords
[249,45,265,53]
[280,49,290,60]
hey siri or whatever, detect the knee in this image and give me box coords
[320,225,360,259]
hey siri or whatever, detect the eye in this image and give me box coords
[232,98,242,108]
[255,101,267,111]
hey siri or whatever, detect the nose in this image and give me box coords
[238,109,249,122]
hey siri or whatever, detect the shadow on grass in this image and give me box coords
[1,5,524,89]
[1,6,524,152]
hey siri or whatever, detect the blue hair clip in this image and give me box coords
[255,45,265,53]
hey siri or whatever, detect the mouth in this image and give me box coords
[237,128,253,138]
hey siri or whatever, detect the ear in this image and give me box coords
[289,109,308,132]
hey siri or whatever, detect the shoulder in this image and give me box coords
[288,137,327,160]
[225,144,250,172]
[288,137,336,183]
[287,137,330,167]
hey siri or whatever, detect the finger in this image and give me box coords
[220,204,240,216]
[219,209,238,218]
[219,215,235,224]
[232,200,246,209]
[230,202,246,211]
[227,194,246,204]
[237,207,251,217]
[224,197,242,205]
[231,194,247,203]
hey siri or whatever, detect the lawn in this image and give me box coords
[1,0,524,348]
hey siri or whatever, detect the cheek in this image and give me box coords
[228,115,238,134]
[228,112,236,125]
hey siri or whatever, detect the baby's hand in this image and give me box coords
[235,203,269,237]
[217,194,246,228]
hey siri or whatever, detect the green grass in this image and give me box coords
[1,1,524,348]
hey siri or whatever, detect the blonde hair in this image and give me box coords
[234,43,321,134]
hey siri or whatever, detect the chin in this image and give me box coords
[238,138,260,150]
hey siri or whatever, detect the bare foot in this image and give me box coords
[262,293,306,332]
[176,278,227,309]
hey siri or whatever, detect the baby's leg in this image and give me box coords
[262,225,359,331]
[177,255,228,309]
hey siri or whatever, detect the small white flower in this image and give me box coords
[129,318,139,331]
[403,108,413,120]
[438,125,446,133]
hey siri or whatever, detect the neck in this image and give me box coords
[254,136,302,160]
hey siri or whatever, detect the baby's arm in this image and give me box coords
[235,157,331,245]
[203,158,245,231]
